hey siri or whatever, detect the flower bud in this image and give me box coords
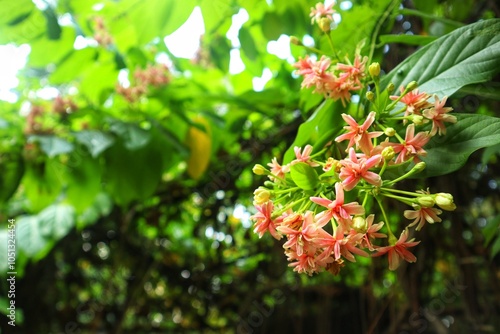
[366,91,375,101]
[384,127,396,137]
[318,17,332,32]
[381,146,395,161]
[414,161,426,172]
[253,187,271,205]
[252,164,267,175]
[352,216,367,233]
[435,193,456,211]
[387,83,395,93]
[264,181,274,188]
[406,81,418,91]
[369,62,380,77]
[290,36,302,46]
[412,115,425,125]
[417,196,435,208]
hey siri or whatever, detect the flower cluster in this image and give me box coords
[93,16,113,47]
[250,2,458,275]
[116,63,170,102]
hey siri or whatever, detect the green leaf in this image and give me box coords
[73,130,115,157]
[284,99,342,164]
[27,135,74,157]
[43,6,61,40]
[381,19,500,98]
[491,236,500,259]
[379,34,437,46]
[290,162,318,191]
[261,12,283,41]
[200,0,235,34]
[109,121,151,150]
[65,152,101,213]
[16,216,46,257]
[0,230,9,272]
[38,204,75,240]
[483,214,500,246]
[239,27,258,61]
[0,151,24,203]
[420,114,500,177]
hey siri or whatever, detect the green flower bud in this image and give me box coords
[369,62,380,77]
[381,146,395,161]
[387,83,395,93]
[414,162,426,172]
[290,36,302,46]
[406,81,418,91]
[384,127,396,137]
[252,164,267,175]
[318,17,332,33]
[366,91,375,101]
[253,187,271,205]
[417,196,435,208]
[435,193,456,211]
[412,115,425,125]
[352,216,367,233]
[264,181,274,188]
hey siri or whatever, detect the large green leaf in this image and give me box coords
[290,162,318,191]
[284,99,342,164]
[38,204,76,240]
[16,216,47,257]
[27,135,74,157]
[420,114,500,177]
[381,19,500,98]
[73,130,115,157]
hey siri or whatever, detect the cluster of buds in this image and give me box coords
[24,105,45,135]
[250,2,458,275]
[116,64,170,102]
[93,16,113,47]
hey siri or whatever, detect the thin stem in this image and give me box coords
[375,195,395,239]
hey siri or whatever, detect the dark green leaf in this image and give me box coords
[420,114,500,177]
[381,19,500,98]
[16,216,46,257]
[284,99,342,164]
[43,7,61,40]
[73,130,115,157]
[239,27,258,61]
[290,162,318,191]
[109,121,151,150]
[27,135,74,157]
[379,34,437,46]
[38,204,75,240]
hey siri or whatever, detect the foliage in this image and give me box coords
[0,0,499,333]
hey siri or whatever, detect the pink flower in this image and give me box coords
[292,145,320,167]
[294,56,334,95]
[352,214,387,251]
[310,182,365,229]
[339,148,382,190]
[382,124,430,164]
[267,157,290,181]
[336,54,367,86]
[278,211,321,256]
[372,229,420,270]
[404,206,442,231]
[335,111,383,154]
[390,87,432,117]
[251,201,281,240]
[310,2,335,24]
[317,225,368,262]
[422,95,456,136]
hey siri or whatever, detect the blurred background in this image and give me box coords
[0,0,499,333]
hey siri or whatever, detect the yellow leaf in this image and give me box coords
[185,116,211,180]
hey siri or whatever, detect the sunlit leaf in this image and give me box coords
[290,162,318,191]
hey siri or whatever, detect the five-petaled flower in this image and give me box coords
[372,229,420,270]
[310,182,365,230]
[404,206,442,231]
[251,201,281,240]
[339,148,382,190]
[423,95,457,136]
[335,111,383,154]
[382,124,430,163]
[309,2,335,24]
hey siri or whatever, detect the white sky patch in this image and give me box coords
[226,8,249,48]
[267,34,293,62]
[164,6,205,59]
[229,49,245,74]
[252,68,273,92]
[233,204,251,228]
[339,1,353,10]
[0,44,30,102]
